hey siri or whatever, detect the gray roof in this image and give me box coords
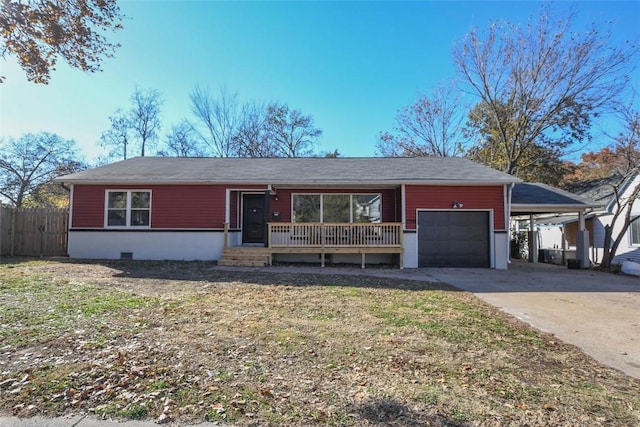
[511,183,602,213]
[55,157,521,186]
[563,174,622,204]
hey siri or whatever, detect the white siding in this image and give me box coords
[69,231,224,260]
[611,177,640,263]
[403,232,418,268]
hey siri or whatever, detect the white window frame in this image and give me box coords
[104,190,152,228]
[291,193,381,223]
[630,217,640,246]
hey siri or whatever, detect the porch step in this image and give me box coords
[218,247,270,267]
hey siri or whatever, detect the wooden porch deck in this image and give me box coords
[220,223,404,268]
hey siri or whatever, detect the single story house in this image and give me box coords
[55,156,531,269]
[535,173,640,266]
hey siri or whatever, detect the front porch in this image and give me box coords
[221,222,404,268]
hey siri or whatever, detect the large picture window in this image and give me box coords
[106,190,151,227]
[292,193,381,223]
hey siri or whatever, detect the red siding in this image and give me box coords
[405,185,505,230]
[72,185,105,227]
[75,184,505,230]
[152,185,224,228]
[71,184,263,229]
[268,188,399,223]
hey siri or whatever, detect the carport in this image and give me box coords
[511,183,602,267]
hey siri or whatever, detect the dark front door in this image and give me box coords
[242,194,266,244]
[418,211,490,267]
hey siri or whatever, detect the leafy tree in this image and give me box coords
[0,133,82,207]
[453,7,638,178]
[0,0,123,83]
[101,87,162,159]
[158,121,204,157]
[465,101,572,185]
[22,160,85,207]
[563,147,623,183]
[377,84,465,157]
[190,86,240,157]
[265,103,322,157]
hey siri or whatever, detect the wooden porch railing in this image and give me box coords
[268,222,402,248]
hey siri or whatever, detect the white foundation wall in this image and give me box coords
[494,232,508,270]
[68,231,225,260]
[403,232,418,268]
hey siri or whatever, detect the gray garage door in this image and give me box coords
[418,211,490,267]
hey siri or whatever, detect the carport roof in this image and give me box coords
[511,183,602,214]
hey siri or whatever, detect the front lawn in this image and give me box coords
[0,259,638,426]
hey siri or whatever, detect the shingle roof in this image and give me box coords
[563,174,622,204]
[55,157,521,185]
[511,182,601,213]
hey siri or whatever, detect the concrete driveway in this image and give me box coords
[422,261,640,379]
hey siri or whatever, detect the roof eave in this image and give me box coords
[511,203,603,213]
[54,178,520,186]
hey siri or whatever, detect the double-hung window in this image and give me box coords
[105,190,151,228]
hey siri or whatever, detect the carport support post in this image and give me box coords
[528,214,538,263]
[576,210,590,268]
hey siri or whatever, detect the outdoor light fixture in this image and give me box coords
[452,201,463,209]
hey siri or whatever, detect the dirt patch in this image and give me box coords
[1,258,639,426]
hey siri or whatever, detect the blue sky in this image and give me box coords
[1,1,639,163]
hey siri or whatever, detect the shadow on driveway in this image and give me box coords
[424,260,640,293]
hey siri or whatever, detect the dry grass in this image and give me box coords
[0,258,639,426]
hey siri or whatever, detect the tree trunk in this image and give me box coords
[599,224,613,271]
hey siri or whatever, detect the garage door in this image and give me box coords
[418,211,490,267]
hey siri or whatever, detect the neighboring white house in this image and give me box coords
[535,173,640,266]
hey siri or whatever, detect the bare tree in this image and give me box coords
[599,102,640,270]
[100,110,132,160]
[190,86,240,157]
[101,87,162,160]
[130,87,162,157]
[158,121,204,157]
[265,103,322,157]
[454,7,638,177]
[377,83,466,157]
[233,101,277,157]
[0,0,123,84]
[0,133,81,207]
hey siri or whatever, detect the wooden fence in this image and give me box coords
[0,207,68,256]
